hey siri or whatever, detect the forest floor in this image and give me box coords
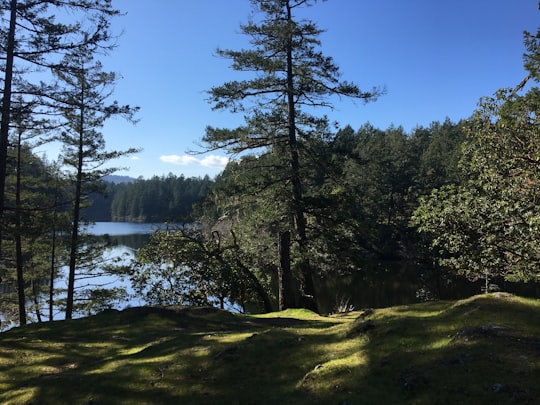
[0,293,539,404]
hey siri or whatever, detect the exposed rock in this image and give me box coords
[346,319,375,337]
[398,368,431,392]
[452,324,511,342]
[487,382,531,401]
[360,308,374,318]
[439,352,471,366]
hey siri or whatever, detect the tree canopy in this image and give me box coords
[412,29,540,286]
[201,0,382,312]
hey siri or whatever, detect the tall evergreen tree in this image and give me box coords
[203,0,381,312]
[54,44,138,320]
[0,0,121,237]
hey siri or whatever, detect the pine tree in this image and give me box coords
[204,0,381,311]
[54,45,138,320]
[0,0,121,233]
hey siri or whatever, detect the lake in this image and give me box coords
[88,222,173,236]
[89,222,540,314]
[0,223,159,330]
[87,223,437,313]
[84,222,168,307]
[3,222,538,330]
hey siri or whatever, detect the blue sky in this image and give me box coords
[90,0,538,179]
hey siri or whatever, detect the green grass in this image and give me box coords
[0,293,539,404]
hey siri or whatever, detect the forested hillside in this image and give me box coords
[84,174,214,222]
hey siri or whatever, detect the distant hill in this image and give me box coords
[103,175,136,184]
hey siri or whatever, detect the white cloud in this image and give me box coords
[200,155,229,168]
[131,156,141,161]
[160,154,229,169]
[160,155,198,165]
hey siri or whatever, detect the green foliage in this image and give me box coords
[55,48,139,182]
[75,287,129,316]
[101,174,213,223]
[191,117,467,314]
[131,227,226,307]
[130,226,272,312]
[413,119,466,193]
[413,30,540,284]
[302,120,465,269]
[0,144,72,325]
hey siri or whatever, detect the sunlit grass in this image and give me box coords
[202,331,254,344]
[0,293,539,404]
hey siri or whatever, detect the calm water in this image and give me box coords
[88,223,435,313]
[85,222,168,308]
[87,221,174,237]
[91,222,540,313]
[87,222,179,254]
[0,222,157,329]
[3,222,537,329]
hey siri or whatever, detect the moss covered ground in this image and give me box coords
[0,293,539,404]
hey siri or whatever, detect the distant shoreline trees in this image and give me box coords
[85,174,214,223]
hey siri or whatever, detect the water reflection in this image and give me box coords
[316,261,540,314]
[93,224,540,314]
[109,233,151,251]
[3,222,539,329]
[87,222,171,236]
[315,263,476,314]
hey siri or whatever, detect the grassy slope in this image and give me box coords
[0,293,539,404]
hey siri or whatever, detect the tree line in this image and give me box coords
[85,175,214,223]
[132,118,465,312]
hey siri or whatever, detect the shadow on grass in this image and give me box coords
[0,306,345,404]
[333,294,540,404]
[1,295,539,404]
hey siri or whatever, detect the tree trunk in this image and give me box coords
[15,130,26,325]
[49,212,58,321]
[65,153,83,319]
[300,263,318,312]
[65,102,85,320]
[285,1,318,313]
[233,256,273,313]
[0,0,17,256]
[277,230,295,310]
[32,281,43,323]
[15,230,26,325]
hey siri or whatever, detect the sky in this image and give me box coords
[65,0,538,180]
